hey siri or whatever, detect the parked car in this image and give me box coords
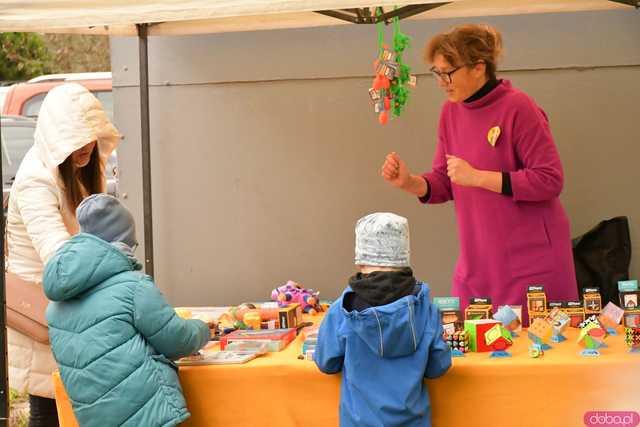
[0,85,13,112]
[2,72,113,121]
[1,115,118,209]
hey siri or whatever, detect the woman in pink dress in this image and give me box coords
[381,24,577,322]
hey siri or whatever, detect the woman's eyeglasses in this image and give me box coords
[430,62,483,84]
[429,66,462,84]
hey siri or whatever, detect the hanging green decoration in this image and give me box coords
[367,8,417,126]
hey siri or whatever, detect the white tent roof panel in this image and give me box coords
[0,0,630,35]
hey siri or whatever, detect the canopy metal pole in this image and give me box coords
[0,116,9,426]
[137,23,155,278]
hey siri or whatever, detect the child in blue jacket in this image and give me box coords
[314,212,451,427]
[44,194,210,427]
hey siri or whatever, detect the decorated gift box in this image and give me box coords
[563,301,586,328]
[433,296,463,333]
[493,305,522,336]
[582,287,602,317]
[527,285,547,324]
[464,297,493,321]
[545,306,570,342]
[464,319,500,352]
[599,301,625,334]
[618,280,640,327]
[444,330,469,357]
[624,327,640,353]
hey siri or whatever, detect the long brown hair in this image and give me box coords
[58,146,104,210]
[425,24,503,80]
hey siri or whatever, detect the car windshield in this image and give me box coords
[23,90,113,122]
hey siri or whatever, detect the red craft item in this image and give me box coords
[372,75,384,90]
[379,111,389,125]
[384,97,391,110]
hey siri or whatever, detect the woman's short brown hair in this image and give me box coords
[425,24,503,79]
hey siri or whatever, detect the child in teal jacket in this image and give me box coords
[44,194,210,427]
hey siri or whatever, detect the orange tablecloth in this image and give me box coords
[54,320,640,427]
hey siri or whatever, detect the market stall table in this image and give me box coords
[54,316,640,427]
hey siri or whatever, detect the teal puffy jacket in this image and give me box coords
[43,233,210,427]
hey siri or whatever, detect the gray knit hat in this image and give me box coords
[76,194,137,248]
[355,212,410,267]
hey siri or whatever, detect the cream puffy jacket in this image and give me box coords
[7,83,119,398]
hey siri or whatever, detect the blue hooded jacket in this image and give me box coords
[314,282,451,427]
[43,233,210,427]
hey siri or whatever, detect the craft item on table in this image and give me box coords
[217,303,259,332]
[224,340,269,354]
[493,305,522,337]
[618,281,640,329]
[577,317,608,357]
[300,326,319,361]
[624,327,640,353]
[619,281,640,309]
[367,9,414,126]
[175,307,232,339]
[582,287,602,317]
[175,308,192,319]
[320,300,332,312]
[278,303,303,329]
[564,301,585,328]
[621,290,640,311]
[220,328,296,352]
[433,296,463,333]
[444,330,469,357]
[483,323,513,358]
[243,311,262,331]
[598,302,625,335]
[528,343,544,358]
[177,350,260,366]
[528,317,553,353]
[464,297,492,320]
[527,285,547,324]
[624,312,640,328]
[271,280,322,314]
[545,307,570,343]
[618,280,639,307]
[463,319,500,352]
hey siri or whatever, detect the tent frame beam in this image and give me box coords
[608,0,639,6]
[137,23,155,278]
[315,3,450,24]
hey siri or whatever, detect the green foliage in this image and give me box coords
[0,32,54,81]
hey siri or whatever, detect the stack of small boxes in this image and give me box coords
[300,327,318,361]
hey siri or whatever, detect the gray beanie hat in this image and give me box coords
[355,212,410,267]
[76,194,137,248]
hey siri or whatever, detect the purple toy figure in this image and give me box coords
[271,280,321,314]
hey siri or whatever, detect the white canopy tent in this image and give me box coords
[0,0,633,34]
[0,0,637,424]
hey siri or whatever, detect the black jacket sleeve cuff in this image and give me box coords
[418,176,431,203]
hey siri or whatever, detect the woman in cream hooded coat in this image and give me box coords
[6,83,119,426]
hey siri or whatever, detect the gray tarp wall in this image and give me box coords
[111,8,640,305]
